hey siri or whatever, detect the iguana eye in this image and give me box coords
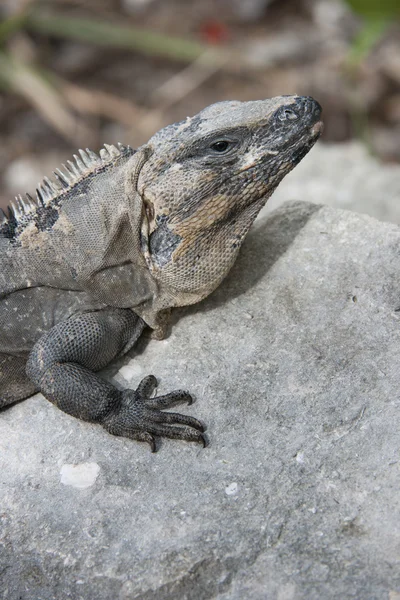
[210,140,231,153]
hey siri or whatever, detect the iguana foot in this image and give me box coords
[103,375,206,451]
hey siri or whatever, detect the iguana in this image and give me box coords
[0,96,322,451]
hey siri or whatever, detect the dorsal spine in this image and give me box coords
[0,143,134,237]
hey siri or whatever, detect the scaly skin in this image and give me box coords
[0,96,322,451]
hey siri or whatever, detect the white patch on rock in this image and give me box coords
[225,482,238,496]
[60,462,100,489]
[277,582,297,600]
[119,362,143,381]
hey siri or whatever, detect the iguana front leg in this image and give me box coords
[25,309,205,451]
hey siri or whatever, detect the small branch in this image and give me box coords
[0,51,95,146]
[133,50,229,139]
[61,81,144,125]
[151,49,229,108]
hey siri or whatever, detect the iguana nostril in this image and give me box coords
[294,96,322,122]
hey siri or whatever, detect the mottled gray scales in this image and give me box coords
[0,96,322,450]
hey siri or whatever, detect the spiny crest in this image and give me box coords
[0,143,134,234]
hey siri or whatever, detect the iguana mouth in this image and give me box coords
[311,120,324,139]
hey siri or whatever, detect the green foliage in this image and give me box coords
[346,17,388,66]
[26,13,211,63]
[344,0,399,67]
[342,0,400,151]
[345,0,400,19]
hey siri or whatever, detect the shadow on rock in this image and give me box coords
[175,201,321,321]
[111,201,321,378]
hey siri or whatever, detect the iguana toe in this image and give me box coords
[103,377,205,450]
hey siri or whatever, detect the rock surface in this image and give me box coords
[263,142,400,225]
[1,201,400,600]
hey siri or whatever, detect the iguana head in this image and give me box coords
[137,96,322,310]
[0,95,322,330]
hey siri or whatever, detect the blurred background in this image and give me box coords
[0,0,399,211]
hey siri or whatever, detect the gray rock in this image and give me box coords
[1,201,399,600]
[263,142,400,225]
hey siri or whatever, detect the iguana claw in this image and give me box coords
[103,375,206,449]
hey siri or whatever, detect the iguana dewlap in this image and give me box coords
[0,96,322,451]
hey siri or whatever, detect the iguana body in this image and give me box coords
[0,96,322,450]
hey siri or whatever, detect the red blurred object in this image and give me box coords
[199,20,230,45]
